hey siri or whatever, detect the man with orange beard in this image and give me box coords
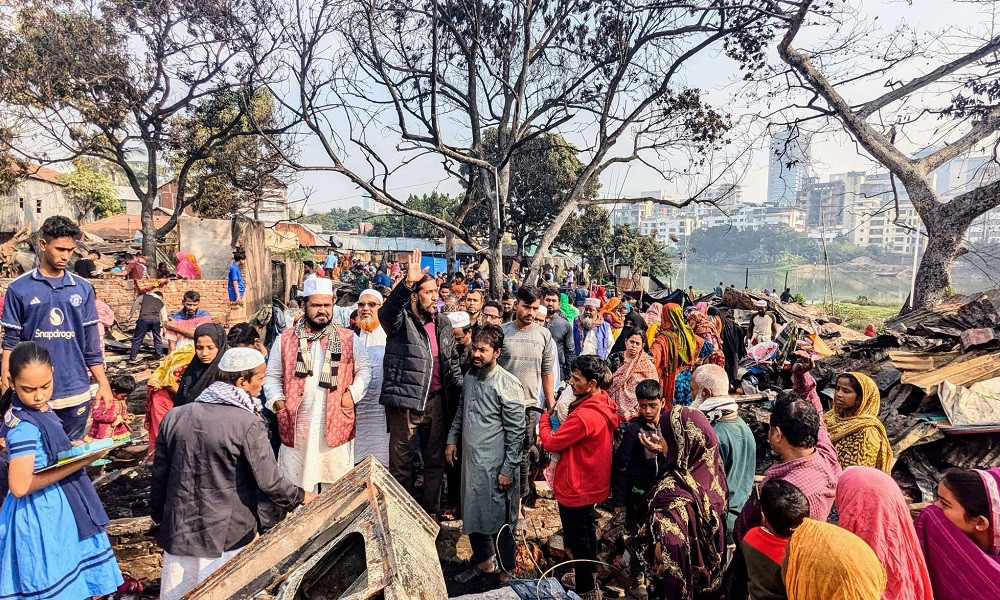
[353,288,389,465]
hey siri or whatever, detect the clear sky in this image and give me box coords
[290,0,993,214]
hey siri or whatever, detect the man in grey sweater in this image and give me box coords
[499,285,554,503]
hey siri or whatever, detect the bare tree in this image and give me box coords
[255,0,776,293]
[0,0,277,263]
[771,0,1000,308]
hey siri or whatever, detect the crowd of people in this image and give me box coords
[0,217,996,600]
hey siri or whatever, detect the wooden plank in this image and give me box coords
[902,353,1000,391]
[888,351,961,373]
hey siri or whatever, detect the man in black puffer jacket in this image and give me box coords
[379,249,463,514]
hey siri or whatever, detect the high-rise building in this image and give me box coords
[767,129,812,206]
[804,179,847,230]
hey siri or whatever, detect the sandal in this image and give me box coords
[455,558,497,584]
[560,571,576,590]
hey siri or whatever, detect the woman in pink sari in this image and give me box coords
[914,467,1000,600]
[174,252,200,280]
[838,467,933,600]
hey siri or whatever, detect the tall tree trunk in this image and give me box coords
[141,193,157,270]
[910,203,972,309]
[445,232,456,276]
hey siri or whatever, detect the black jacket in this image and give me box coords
[378,281,463,413]
[612,417,662,508]
[150,401,304,557]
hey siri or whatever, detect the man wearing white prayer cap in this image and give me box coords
[574,297,611,359]
[748,298,777,346]
[448,311,474,374]
[263,274,373,492]
[152,348,315,600]
[350,288,389,466]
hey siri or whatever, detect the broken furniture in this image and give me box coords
[185,457,446,599]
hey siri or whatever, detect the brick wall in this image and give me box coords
[0,278,237,326]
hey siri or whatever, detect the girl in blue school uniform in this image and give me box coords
[0,341,123,599]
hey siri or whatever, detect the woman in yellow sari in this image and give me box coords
[784,518,887,600]
[824,371,892,472]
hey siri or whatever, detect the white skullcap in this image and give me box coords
[755,299,768,307]
[584,298,601,308]
[302,276,335,298]
[448,311,471,329]
[359,288,383,303]
[537,305,548,316]
[219,347,266,372]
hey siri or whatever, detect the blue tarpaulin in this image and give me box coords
[421,256,457,276]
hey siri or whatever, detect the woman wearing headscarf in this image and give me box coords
[710,307,744,387]
[686,310,725,368]
[145,345,195,462]
[914,467,1000,600]
[650,303,700,407]
[783,518,887,600]
[173,323,227,407]
[837,467,934,600]
[824,372,892,472]
[644,303,663,347]
[637,404,728,600]
[607,328,658,422]
[175,252,198,280]
[601,297,625,340]
[559,293,579,322]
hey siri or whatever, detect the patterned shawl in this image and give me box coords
[641,406,728,600]
[686,310,725,368]
[602,297,624,330]
[837,467,934,600]
[608,349,658,422]
[784,519,887,600]
[824,372,892,472]
[650,303,701,407]
[914,468,1000,600]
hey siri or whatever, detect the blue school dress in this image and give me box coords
[0,420,123,599]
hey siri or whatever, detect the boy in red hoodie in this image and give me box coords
[539,355,618,599]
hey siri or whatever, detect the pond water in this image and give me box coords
[675,262,990,304]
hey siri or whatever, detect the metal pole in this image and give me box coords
[784,270,789,291]
[908,226,921,309]
[745,267,749,289]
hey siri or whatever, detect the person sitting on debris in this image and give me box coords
[742,479,808,600]
[783,516,887,600]
[0,342,124,599]
[127,288,167,361]
[88,373,136,441]
[837,467,934,600]
[538,355,617,600]
[691,364,756,543]
[151,347,316,600]
[914,467,1000,600]
[637,388,729,600]
[445,324,525,583]
[164,290,213,352]
[612,379,665,535]
[825,371,892,473]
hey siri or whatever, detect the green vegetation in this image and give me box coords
[829,301,901,332]
[59,163,123,219]
[688,225,887,265]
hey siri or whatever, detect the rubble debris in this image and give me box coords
[902,353,1000,392]
[185,457,447,600]
[938,377,1000,428]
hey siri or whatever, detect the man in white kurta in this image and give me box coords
[264,277,372,492]
[352,288,389,466]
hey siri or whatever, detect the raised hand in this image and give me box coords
[404,249,428,287]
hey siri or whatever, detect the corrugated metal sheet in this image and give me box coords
[335,235,485,255]
[889,351,962,373]
[902,353,1000,391]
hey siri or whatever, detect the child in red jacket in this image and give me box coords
[539,355,618,599]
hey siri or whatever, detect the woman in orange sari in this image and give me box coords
[650,304,701,407]
[686,309,725,368]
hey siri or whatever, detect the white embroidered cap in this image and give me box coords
[359,288,384,303]
[755,299,768,307]
[537,305,548,316]
[302,276,335,298]
[584,298,601,309]
[448,311,471,329]
[219,347,266,372]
